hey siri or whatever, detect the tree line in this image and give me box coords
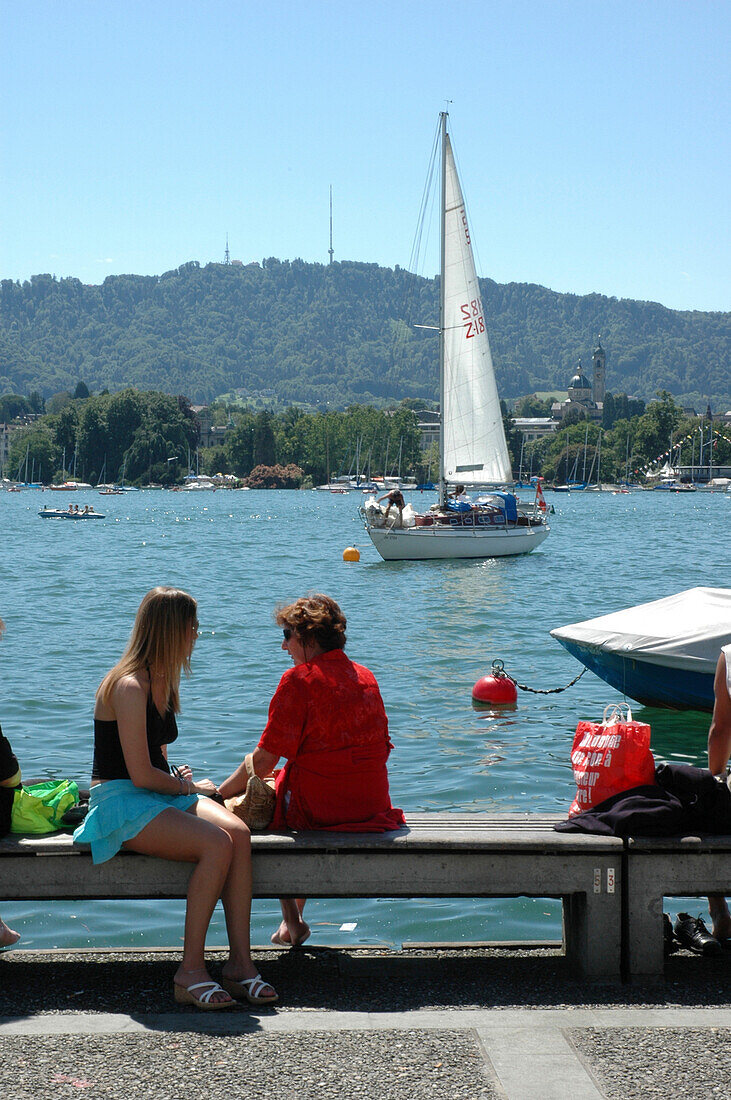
[3,386,727,488]
[3,389,425,487]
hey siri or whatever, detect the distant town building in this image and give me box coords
[191,405,231,449]
[512,417,558,441]
[592,339,606,404]
[0,423,14,467]
[552,338,605,422]
[417,410,440,449]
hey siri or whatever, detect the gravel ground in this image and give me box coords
[572,1027,731,1099]
[3,946,730,1100]
[4,1031,496,1100]
[1,944,729,1016]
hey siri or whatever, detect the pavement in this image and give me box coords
[1,943,730,1099]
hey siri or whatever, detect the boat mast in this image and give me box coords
[438,111,447,508]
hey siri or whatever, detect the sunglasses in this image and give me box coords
[282,628,293,641]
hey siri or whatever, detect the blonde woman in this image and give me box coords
[73,587,276,1010]
[0,616,22,949]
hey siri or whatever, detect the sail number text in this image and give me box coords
[460,300,485,339]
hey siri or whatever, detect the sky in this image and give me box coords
[1,0,729,312]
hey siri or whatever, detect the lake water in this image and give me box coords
[1,487,728,950]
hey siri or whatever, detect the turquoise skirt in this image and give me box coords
[73,780,200,864]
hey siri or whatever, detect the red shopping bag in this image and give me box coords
[569,704,655,817]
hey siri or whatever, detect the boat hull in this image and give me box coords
[366,523,549,561]
[554,638,714,712]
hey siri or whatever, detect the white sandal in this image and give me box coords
[221,973,279,1005]
[174,979,235,1010]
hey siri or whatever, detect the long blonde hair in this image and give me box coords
[97,587,197,714]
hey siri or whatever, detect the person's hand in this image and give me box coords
[177,764,193,782]
[193,778,220,799]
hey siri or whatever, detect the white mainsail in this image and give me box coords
[442,135,512,487]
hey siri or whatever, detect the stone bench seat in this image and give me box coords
[0,813,623,979]
[625,832,731,978]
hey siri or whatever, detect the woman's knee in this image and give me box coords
[226,816,252,855]
[201,824,234,869]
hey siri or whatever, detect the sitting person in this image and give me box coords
[219,593,405,948]
[73,587,276,1009]
[707,643,731,944]
[377,488,405,525]
[0,617,21,948]
[448,484,470,501]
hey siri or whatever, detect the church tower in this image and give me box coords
[592,338,606,404]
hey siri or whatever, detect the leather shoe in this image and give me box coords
[673,913,722,957]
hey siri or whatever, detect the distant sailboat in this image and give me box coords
[360,112,549,560]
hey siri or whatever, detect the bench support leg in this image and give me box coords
[563,892,621,980]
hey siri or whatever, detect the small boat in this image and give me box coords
[180,474,217,491]
[551,587,731,712]
[39,506,106,520]
[651,479,697,492]
[360,112,549,561]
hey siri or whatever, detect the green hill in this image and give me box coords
[1,259,728,409]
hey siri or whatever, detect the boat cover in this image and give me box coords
[551,588,731,672]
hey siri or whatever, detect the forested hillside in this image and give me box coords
[1,259,728,408]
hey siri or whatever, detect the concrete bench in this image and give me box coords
[0,813,623,979]
[625,833,731,978]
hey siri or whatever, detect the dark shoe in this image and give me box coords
[673,913,722,957]
[663,913,678,956]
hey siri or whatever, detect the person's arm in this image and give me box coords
[218,746,280,799]
[114,678,214,796]
[220,671,305,797]
[708,653,731,776]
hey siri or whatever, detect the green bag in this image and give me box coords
[10,780,80,834]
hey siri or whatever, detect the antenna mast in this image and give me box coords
[224,234,230,265]
[328,186,334,265]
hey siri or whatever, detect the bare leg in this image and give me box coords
[123,806,235,1004]
[272,898,310,947]
[0,917,20,948]
[708,895,731,941]
[191,799,274,997]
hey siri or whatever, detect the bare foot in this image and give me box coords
[0,920,20,948]
[173,966,233,1006]
[709,897,731,942]
[711,912,731,942]
[271,918,310,948]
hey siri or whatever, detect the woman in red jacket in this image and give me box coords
[220,593,405,948]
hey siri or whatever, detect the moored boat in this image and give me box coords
[551,587,731,712]
[360,112,549,562]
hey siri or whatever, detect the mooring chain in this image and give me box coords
[490,658,587,696]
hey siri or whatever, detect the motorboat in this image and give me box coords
[39,506,105,520]
[551,588,731,712]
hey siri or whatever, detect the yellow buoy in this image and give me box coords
[343,546,360,562]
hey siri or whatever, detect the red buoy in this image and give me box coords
[472,671,518,707]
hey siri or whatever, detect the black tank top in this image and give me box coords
[91,690,179,782]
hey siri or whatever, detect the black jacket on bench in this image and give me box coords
[555,763,731,837]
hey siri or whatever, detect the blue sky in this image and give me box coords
[2,0,729,311]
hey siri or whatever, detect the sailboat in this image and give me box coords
[360,113,550,561]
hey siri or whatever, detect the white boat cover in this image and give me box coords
[551,588,731,672]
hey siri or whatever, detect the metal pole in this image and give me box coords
[438,111,447,509]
